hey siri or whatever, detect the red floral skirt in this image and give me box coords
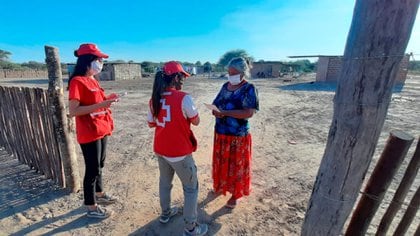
[212,132,252,199]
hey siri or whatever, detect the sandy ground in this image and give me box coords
[0,74,419,235]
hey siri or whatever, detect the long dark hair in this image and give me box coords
[151,71,181,118]
[68,52,98,88]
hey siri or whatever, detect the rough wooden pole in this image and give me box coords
[45,45,81,192]
[376,137,420,235]
[393,185,420,236]
[345,131,413,235]
[301,1,419,235]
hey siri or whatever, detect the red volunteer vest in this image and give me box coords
[153,88,196,157]
[68,76,114,144]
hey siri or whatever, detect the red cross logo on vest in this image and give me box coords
[156,99,171,127]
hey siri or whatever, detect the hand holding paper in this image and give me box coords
[204,103,221,113]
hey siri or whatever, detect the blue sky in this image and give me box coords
[1,0,419,64]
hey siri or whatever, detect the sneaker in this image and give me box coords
[183,223,208,236]
[86,206,112,219]
[159,206,178,224]
[96,193,117,205]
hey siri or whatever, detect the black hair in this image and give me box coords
[151,71,183,118]
[67,52,98,89]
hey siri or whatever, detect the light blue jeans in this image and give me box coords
[157,154,198,229]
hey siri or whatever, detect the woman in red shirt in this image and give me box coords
[68,43,119,219]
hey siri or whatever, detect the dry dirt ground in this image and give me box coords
[0,74,419,235]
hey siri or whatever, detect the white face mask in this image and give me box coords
[227,74,241,85]
[90,60,103,75]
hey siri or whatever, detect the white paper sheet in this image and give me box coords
[204,103,221,112]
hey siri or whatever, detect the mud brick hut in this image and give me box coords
[251,61,301,78]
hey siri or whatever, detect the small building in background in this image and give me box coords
[100,63,141,81]
[251,61,301,78]
[67,62,142,81]
[289,54,410,84]
[315,56,342,82]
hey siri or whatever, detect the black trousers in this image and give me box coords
[80,136,108,205]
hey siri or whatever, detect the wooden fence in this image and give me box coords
[0,46,80,193]
[0,86,66,186]
[345,132,420,235]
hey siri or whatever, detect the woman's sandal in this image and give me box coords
[225,197,237,209]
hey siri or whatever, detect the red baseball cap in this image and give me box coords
[76,43,109,58]
[163,61,190,77]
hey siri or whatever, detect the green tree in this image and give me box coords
[290,59,316,72]
[181,61,194,66]
[195,61,202,66]
[203,61,212,73]
[408,60,420,72]
[141,61,158,73]
[0,49,12,62]
[21,61,47,70]
[0,61,21,70]
[218,49,253,67]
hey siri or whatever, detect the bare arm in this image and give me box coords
[68,99,117,117]
[190,115,200,126]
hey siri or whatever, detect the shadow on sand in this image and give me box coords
[0,149,68,220]
[129,191,229,236]
[0,148,105,235]
[10,208,90,236]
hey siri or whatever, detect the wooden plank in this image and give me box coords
[41,89,64,185]
[376,137,420,235]
[345,131,413,235]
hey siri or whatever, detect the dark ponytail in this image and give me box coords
[151,71,177,117]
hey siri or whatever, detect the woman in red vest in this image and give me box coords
[211,57,259,209]
[147,61,208,236]
[68,43,119,219]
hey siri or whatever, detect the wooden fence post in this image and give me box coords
[393,185,420,236]
[44,45,81,192]
[376,137,420,235]
[301,1,419,235]
[345,131,413,235]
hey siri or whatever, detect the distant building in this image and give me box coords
[67,62,142,81]
[315,55,409,84]
[289,54,410,84]
[315,56,342,82]
[184,66,197,75]
[251,61,301,78]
